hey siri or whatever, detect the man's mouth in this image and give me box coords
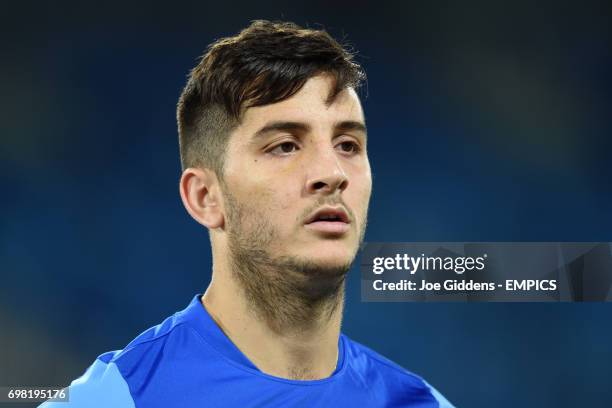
[304,206,351,235]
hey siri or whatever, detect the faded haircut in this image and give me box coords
[176,20,366,175]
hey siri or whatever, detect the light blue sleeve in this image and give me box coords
[39,358,134,408]
[424,380,455,408]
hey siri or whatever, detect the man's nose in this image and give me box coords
[305,149,349,195]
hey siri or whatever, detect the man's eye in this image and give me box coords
[336,141,361,154]
[269,141,299,155]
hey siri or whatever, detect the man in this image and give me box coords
[41,20,454,407]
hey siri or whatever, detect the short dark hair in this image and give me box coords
[176,20,366,175]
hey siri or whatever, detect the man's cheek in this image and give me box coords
[247,186,291,218]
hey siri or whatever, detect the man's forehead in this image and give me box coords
[239,76,364,131]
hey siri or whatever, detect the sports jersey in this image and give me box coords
[40,294,454,407]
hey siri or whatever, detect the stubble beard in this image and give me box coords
[223,188,367,334]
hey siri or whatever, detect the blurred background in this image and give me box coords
[1,1,611,407]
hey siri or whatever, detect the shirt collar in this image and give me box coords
[178,294,346,377]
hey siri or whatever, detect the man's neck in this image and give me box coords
[201,273,344,380]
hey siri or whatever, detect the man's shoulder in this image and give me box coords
[341,334,455,408]
[342,334,421,380]
[38,350,134,408]
[110,311,189,368]
[39,311,202,408]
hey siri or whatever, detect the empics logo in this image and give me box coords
[372,253,487,275]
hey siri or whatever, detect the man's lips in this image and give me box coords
[304,220,351,234]
[304,206,350,224]
[304,206,351,235]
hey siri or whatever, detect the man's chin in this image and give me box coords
[280,256,350,302]
[310,257,353,273]
[299,242,358,265]
[279,253,353,279]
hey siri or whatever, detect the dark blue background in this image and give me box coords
[1,1,611,407]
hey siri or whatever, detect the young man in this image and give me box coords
[41,20,454,407]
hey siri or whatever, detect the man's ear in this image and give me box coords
[179,167,224,229]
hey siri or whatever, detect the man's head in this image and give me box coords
[178,21,371,324]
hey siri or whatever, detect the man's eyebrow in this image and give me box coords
[335,121,367,139]
[253,121,311,139]
[252,120,367,139]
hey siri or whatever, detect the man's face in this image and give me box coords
[220,74,372,271]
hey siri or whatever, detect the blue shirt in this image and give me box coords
[40,294,454,407]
